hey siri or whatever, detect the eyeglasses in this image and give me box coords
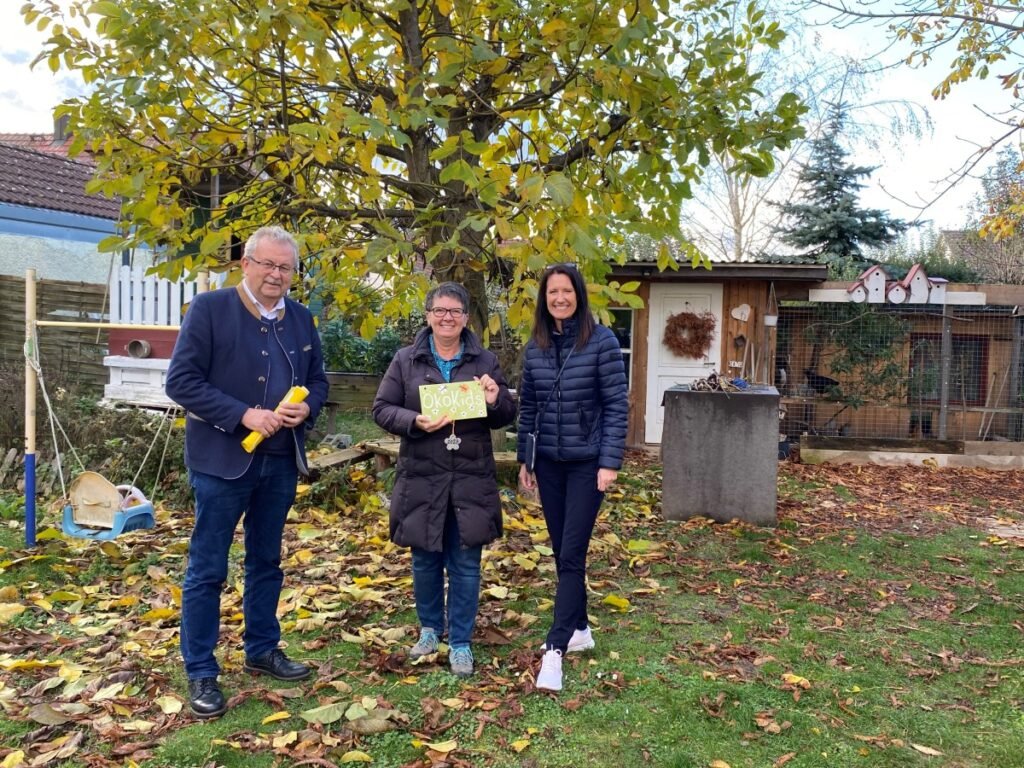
[544,262,579,271]
[427,307,467,319]
[247,257,296,275]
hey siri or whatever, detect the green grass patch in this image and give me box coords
[2,467,1024,767]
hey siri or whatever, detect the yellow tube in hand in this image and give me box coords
[241,385,310,453]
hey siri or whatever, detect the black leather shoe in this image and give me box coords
[188,677,227,719]
[244,648,311,681]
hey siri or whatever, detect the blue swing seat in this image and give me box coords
[61,472,155,541]
[61,502,155,540]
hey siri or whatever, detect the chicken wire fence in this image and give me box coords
[775,302,1024,442]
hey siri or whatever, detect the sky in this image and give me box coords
[0,3,1012,231]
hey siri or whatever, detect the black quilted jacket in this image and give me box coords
[372,328,516,551]
[516,319,628,470]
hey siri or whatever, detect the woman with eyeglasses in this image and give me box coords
[517,263,628,692]
[372,282,516,679]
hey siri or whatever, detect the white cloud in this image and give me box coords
[0,4,81,133]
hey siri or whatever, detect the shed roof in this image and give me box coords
[0,142,120,220]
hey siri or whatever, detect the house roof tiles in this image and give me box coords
[0,132,81,159]
[0,142,120,220]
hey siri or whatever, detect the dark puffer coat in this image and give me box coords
[516,320,628,470]
[372,328,517,551]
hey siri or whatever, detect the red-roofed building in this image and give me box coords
[0,140,120,283]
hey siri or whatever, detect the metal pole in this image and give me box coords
[24,269,37,547]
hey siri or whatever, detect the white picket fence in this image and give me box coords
[109,264,201,327]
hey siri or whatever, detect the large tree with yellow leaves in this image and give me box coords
[28,0,804,335]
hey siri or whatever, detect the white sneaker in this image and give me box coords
[536,649,563,692]
[567,627,595,653]
[540,627,595,654]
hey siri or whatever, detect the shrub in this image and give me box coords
[320,318,403,375]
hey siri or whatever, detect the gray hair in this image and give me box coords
[426,282,469,312]
[243,226,299,266]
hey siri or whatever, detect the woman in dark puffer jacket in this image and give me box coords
[373,282,516,679]
[517,264,628,692]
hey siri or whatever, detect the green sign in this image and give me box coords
[419,381,487,421]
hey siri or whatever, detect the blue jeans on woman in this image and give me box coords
[410,505,482,649]
[534,457,605,653]
[180,453,298,680]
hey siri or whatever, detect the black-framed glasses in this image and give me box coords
[427,307,467,318]
[246,256,296,275]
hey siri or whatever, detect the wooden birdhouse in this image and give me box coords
[858,265,889,303]
[902,263,930,303]
[928,276,948,304]
[847,280,867,303]
[886,281,907,304]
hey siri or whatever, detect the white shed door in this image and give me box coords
[645,283,723,443]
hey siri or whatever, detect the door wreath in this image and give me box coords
[663,310,716,358]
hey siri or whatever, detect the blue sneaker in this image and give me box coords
[409,628,440,660]
[449,645,474,678]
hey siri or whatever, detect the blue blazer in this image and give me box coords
[165,284,329,479]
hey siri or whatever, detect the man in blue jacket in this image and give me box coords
[166,225,329,718]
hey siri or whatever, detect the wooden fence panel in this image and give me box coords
[325,372,382,411]
[0,274,108,393]
[0,447,66,495]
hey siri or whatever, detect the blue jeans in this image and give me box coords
[410,506,482,649]
[534,457,605,653]
[180,454,298,680]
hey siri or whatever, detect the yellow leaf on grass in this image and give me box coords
[0,603,26,624]
[272,731,297,749]
[262,710,291,725]
[781,673,811,689]
[441,697,466,709]
[46,590,80,603]
[1,750,25,768]
[484,586,509,599]
[140,607,177,622]
[710,761,732,768]
[602,594,631,611]
[295,483,311,496]
[91,682,125,701]
[513,555,537,571]
[911,744,943,756]
[300,702,347,724]
[626,539,657,553]
[340,751,373,763]
[511,739,530,753]
[423,740,458,754]
[155,696,183,715]
[121,720,156,733]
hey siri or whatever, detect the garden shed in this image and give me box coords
[607,253,826,446]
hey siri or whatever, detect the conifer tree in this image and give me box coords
[776,105,908,274]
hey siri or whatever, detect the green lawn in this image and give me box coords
[0,459,1022,768]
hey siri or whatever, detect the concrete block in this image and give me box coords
[661,386,779,525]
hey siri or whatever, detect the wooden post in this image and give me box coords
[1011,315,1023,441]
[24,269,37,547]
[938,303,952,439]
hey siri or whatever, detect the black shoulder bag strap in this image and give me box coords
[533,346,575,434]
